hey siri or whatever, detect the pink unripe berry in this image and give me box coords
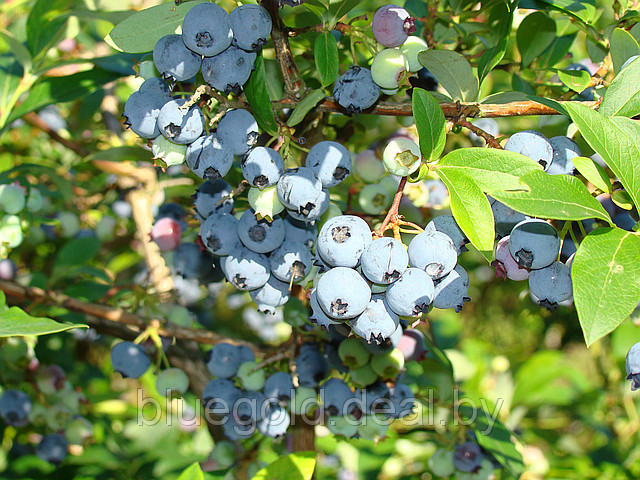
[491,236,530,281]
[372,4,416,48]
[150,217,182,251]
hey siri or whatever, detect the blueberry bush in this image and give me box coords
[0,0,640,478]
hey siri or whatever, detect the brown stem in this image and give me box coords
[456,119,503,149]
[22,112,90,157]
[374,176,408,238]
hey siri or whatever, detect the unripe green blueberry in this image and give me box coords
[54,388,83,414]
[381,87,399,96]
[35,365,66,395]
[355,150,386,183]
[212,440,236,467]
[328,414,359,438]
[380,175,401,196]
[399,37,429,72]
[65,416,93,445]
[358,183,393,215]
[0,184,26,214]
[96,215,116,242]
[156,368,189,397]
[383,137,422,176]
[371,348,405,379]
[291,386,318,415]
[26,188,44,213]
[0,215,24,248]
[358,414,389,440]
[152,135,187,167]
[237,361,266,391]
[429,449,455,477]
[371,49,409,89]
[137,60,160,80]
[350,363,378,387]
[28,403,48,426]
[338,337,371,368]
[167,304,195,327]
[248,185,285,220]
[46,404,73,431]
[0,338,29,367]
[58,211,80,238]
[457,459,494,480]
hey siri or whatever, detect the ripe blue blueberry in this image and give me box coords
[361,380,391,414]
[453,442,483,472]
[36,433,68,464]
[182,3,233,57]
[333,66,381,114]
[174,242,215,279]
[305,141,352,188]
[269,240,313,283]
[257,403,290,438]
[264,372,295,402]
[547,136,580,176]
[0,389,31,427]
[386,267,435,316]
[528,261,572,310]
[203,378,242,413]
[389,382,414,418]
[202,46,257,94]
[490,197,529,238]
[249,276,290,314]
[242,147,285,189]
[199,213,240,256]
[287,188,330,222]
[235,390,267,422]
[504,130,554,171]
[110,341,151,379]
[508,218,560,270]
[309,289,343,330]
[283,215,317,248]
[317,267,372,319]
[432,265,470,312]
[153,34,202,82]
[427,215,469,254]
[296,343,330,387]
[157,98,205,145]
[224,246,271,290]
[360,237,408,284]
[317,215,372,268]
[123,78,172,139]
[237,209,285,254]
[625,342,640,391]
[230,4,272,51]
[216,109,259,155]
[276,167,324,216]
[320,378,357,416]
[193,179,234,219]
[408,230,458,280]
[206,342,241,378]
[349,294,400,344]
[186,134,234,179]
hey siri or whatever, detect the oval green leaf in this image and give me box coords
[314,32,339,87]
[286,89,326,127]
[558,68,591,92]
[417,50,478,102]
[600,56,640,117]
[412,88,446,163]
[610,27,640,74]
[176,463,204,480]
[516,12,556,67]
[245,54,279,136]
[0,306,87,338]
[252,452,317,480]
[573,156,611,193]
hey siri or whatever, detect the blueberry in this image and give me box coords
[230,4,272,51]
[296,343,330,387]
[283,215,317,248]
[364,322,402,355]
[237,209,285,254]
[389,383,414,418]
[320,378,357,416]
[429,449,456,477]
[257,403,290,438]
[383,137,422,176]
[123,78,172,138]
[151,217,182,251]
[490,235,530,281]
[309,289,343,329]
[193,179,234,219]
[508,218,560,269]
[361,380,391,414]
[206,342,241,378]
[249,276,290,314]
[316,267,372,319]
[305,141,352,188]
[528,261,572,310]
[547,136,580,175]
[349,294,400,344]
[216,109,259,156]
[202,46,257,94]
[0,258,17,281]
[156,368,190,397]
[157,202,186,224]
[237,345,255,364]
[110,341,151,379]
[269,240,313,282]
[157,98,204,145]
[182,2,233,57]
[386,267,435,316]
[414,67,439,91]
[360,237,408,284]
[174,242,215,279]
[276,167,324,215]
[186,134,234,179]
[408,230,458,280]
[490,197,529,238]
[625,342,640,391]
[242,147,285,189]
[333,65,381,114]
[234,390,267,423]
[36,434,68,464]
[372,4,416,48]
[371,48,410,90]
[153,34,202,82]
[504,130,554,170]
[224,246,271,290]
[317,215,372,268]
[432,265,470,312]
[453,442,483,472]
[287,187,330,222]
[203,378,241,413]
[224,417,256,440]
[0,390,31,427]
[397,328,428,362]
[264,372,295,402]
[427,215,469,254]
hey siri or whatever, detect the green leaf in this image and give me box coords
[55,237,101,267]
[0,307,87,337]
[458,406,524,477]
[251,452,316,480]
[437,148,543,192]
[489,170,613,223]
[478,36,508,85]
[600,56,640,117]
[573,228,640,346]
[436,169,494,261]
[610,28,640,74]
[105,0,208,53]
[417,50,478,102]
[412,88,446,163]
[611,189,634,210]
[525,95,570,118]
[565,103,640,211]
[329,0,360,24]
[538,34,577,69]
[7,68,122,125]
[26,0,70,59]
[516,12,556,67]
[314,32,339,87]
[573,156,611,193]
[287,89,325,127]
[0,29,32,71]
[245,54,278,136]
[535,0,597,23]
[558,68,591,92]
[176,463,204,480]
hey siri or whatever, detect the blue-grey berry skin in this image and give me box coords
[297,343,330,387]
[182,2,233,57]
[202,46,257,94]
[317,215,372,268]
[364,322,402,355]
[276,167,324,215]
[390,383,414,418]
[309,289,343,329]
[386,267,435,316]
[317,267,372,320]
[453,442,483,472]
[110,341,151,379]
[284,215,317,248]
[333,65,381,114]
[432,265,470,312]
[528,261,572,310]
[306,141,352,188]
[230,4,272,51]
[626,342,640,391]
[157,98,204,145]
[490,197,529,238]
[237,345,255,364]
[193,179,234,219]
[547,136,580,175]
[123,78,172,138]
[216,109,259,155]
[235,390,267,422]
[264,372,295,402]
[269,240,313,282]
[320,378,357,416]
[360,237,408,284]
[186,134,233,179]
[153,34,202,82]
[249,276,290,314]
[224,417,256,440]
[408,230,458,280]
[206,342,241,378]
[504,130,554,170]
[242,147,285,189]
[258,403,290,438]
[0,390,31,427]
[224,246,271,290]
[324,342,348,373]
[36,434,68,464]
[203,378,242,412]
[174,242,214,279]
[426,215,469,254]
[199,213,240,256]
[508,218,560,269]
[237,209,285,254]
[287,188,330,222]
[361,380,391,414]
[349,294,400,344]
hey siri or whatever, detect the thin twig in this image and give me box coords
[374,176,408,238]
[456,119,503,149]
